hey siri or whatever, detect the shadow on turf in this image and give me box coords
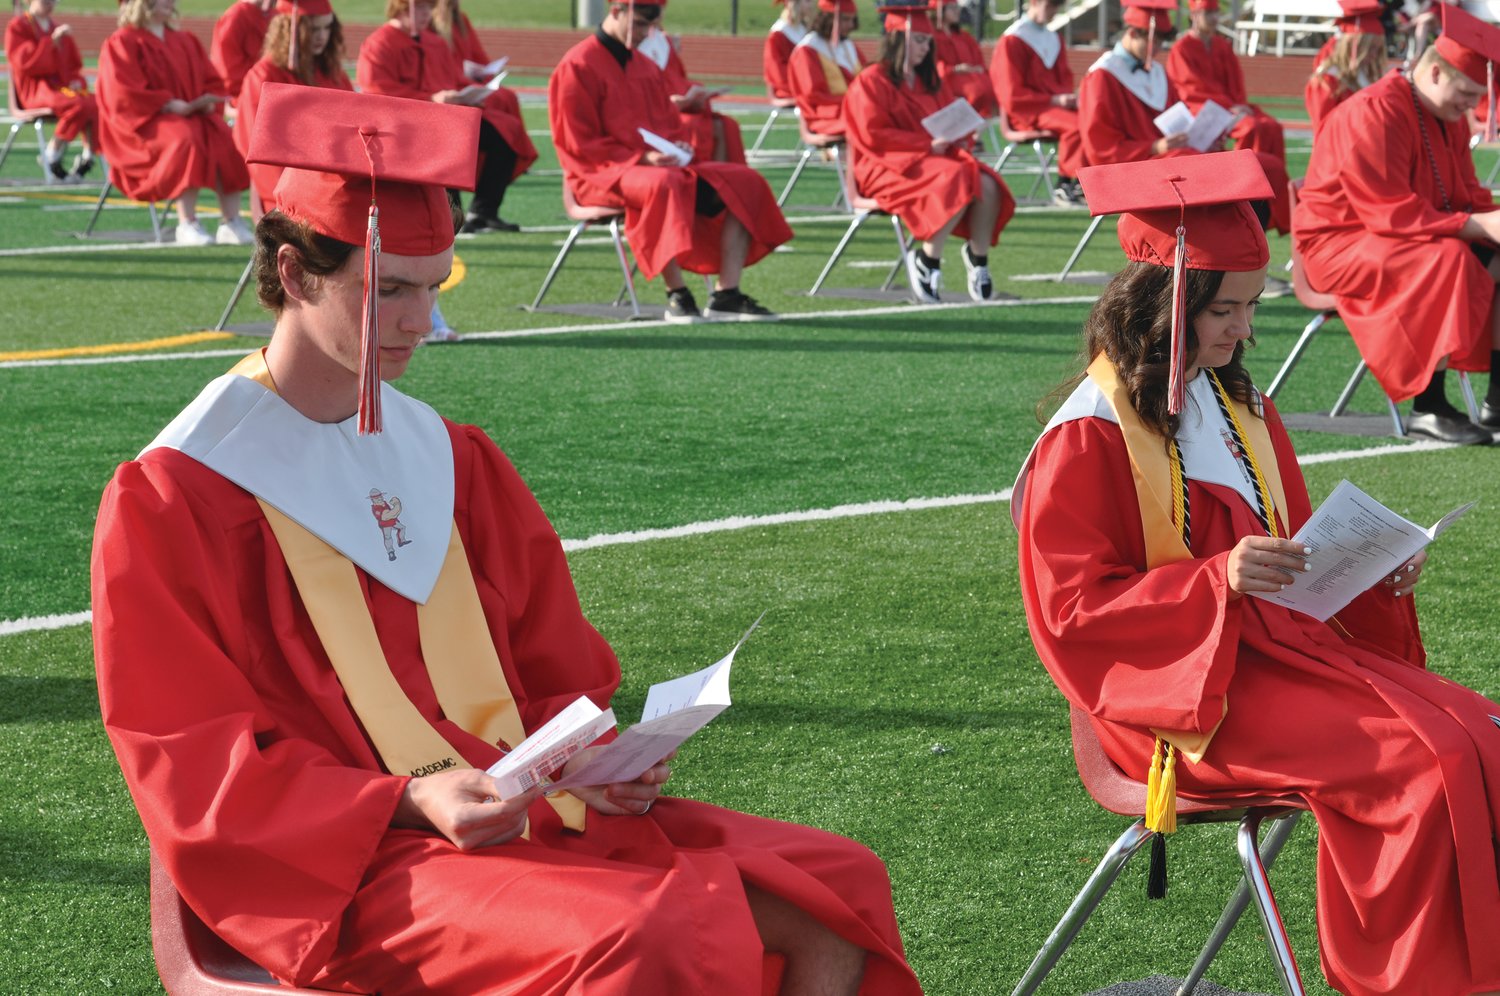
[479,329,1085,358]
[0,676,100,724]
[0,828,144,888]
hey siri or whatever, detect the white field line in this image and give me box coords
[0,439,1457,637]
[0,296,1098,369]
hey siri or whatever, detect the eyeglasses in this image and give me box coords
[631,4,662,21]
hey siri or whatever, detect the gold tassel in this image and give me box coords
[1144,736,1177,834]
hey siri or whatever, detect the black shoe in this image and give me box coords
[905,252,941,303]
[459,214,520,234]
[1406,410,1493,445]
[40,154,67,181]
[68,155,95,181]
[704,289,776,321]
[1479,401,1500,430]
[664,287,701,323]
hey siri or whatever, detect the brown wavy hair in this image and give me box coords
[1048,262,1258,444]
[812,10,859,39]
[877,29,939,93]
[261,12,347,84]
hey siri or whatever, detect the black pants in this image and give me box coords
[469,120,518,220]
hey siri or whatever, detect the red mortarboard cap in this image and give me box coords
[1122,0,1174,32]
[248,84,480,434]
[1437,3,1500,87]
[1078,151,1272,412]
[275,0,333,16]
[1339,12,1383,34]
[817,0,857,12]
[879,0,933,33]
[1188,0,1220,12]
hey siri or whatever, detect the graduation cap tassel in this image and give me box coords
[289,1,300,73]
[357,203,382,435]
[904,14,912,80]
[1145,17,1155,70]
[1144,737,1178,834]
[1488,61,1497,145]
[1147,831,1169,899]
[1167,222,1188,415]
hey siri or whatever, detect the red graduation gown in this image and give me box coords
[1017,397,1500,996]
[208,0,271,105]
[356,23,536,183]
[93,419,923,996]
[1295,72,1497,402]
[1303,67,1355,133]
[548,34,793,281]
[95,26,249,203]
[4,12,96,142]
[1164,32,1289,231]
[1078,60,1192,165]
[843,65,1014,244]
[788,40,860,137]
[233,58,352,211]
[931,27,998,118]
[989,28,1084,177]
[661,43,747,164]
[763,25,798,99]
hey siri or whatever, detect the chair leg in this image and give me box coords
[1265,311,1330,399]
[777,145,815,207]
[1176,812,1303,996]
[1056,215,1105,282]
[214,255,256,331]
[749,106,782,155]
[1237,813,1307,996]
[528,220,589,312]
[35,119,53,186]
[148,201,164,242]
[1011,819,1156,996]
[808,211,873,295]
[83,181,112,237]
[1027,140,1056,201]
[1332,360,1403,438]
[608,217,642,320]
[830,144,850,211]
[1457,370,1480,421]
[0,121,20,173]
[1486,154,1500,187]
[880,215,912,292]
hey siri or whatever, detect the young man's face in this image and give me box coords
[303,247,453,383]
[1121,24,1164,61]
[1028,0,1060,23]
[606,2,661,47]
[1421,61,1486,121]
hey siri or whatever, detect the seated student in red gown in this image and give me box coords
[358,0,536,234]
[765,0,815,101]
[549,1,792,322]
[234,0,352,213]
[1296,4,1500,446]
[210,0,273,105]
[928,0,997,119]
[639,6,747,164]
[1016,149,1500,996]
[94,83,924,996]
[1165,0,1288,230]
[989,0,1085,204]
[788,0,863,138]
[96,0,252,246]
[844,0,1014,303]
[5,0,97,180]
[1078,0,1290,232]
[1305,3,1388,132]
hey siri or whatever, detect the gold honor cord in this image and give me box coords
[1207,370,1280,539]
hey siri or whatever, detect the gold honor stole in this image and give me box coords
[819,53,849,95]
[1086,356,1287,826]
[229,352,586,832]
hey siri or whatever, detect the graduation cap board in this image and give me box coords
[1077,150,1272,414]
[247,84,480,434]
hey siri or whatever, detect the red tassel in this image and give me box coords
[1145,19,1155,70]
[1167,223,1187,415]
[357,204,382,435]
[289,2,299,72]
[903,16,912,80]
[1487,61,1497,145]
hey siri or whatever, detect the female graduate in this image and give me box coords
[4,0,97,180]
[787,0,862,138]
[1304,13,1387,132]
[843,0,1013,303]
[1013,150,1500,996]
[96,0,252,245]
[234,0,352,214]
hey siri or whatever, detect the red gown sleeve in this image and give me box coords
[1078,70,1164,165]
[6,17,57,80]
[1166,35,1231,110]
[356,26,434,100]
[92,457,408,987]
[764,30,794,97]
[1017,417,1244,733]
[97,32,177,133]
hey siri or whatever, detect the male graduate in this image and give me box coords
[1165,0,1289,231]
[989,0,1086,202]
[92,84,923,996]
[209,0,274,103]
[1295,4,1500,445]
[1077,0,1193,165]
[549,1,792,321]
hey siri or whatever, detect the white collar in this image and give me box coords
[1006,18,1061,69]
[143,375,455,603]
[638,27,671,70]
[771,20,809,43]
[795,32,859,74]
[1091,45,1169,111]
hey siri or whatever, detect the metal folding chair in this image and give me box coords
[528,182,641,319]
[807,146,913,296]
[83,176,167,242]
[992,111,1058,203]
[777,116,849,210]
[1013,707,1309,996]
[749,95,800,156]
[2,75,57,184]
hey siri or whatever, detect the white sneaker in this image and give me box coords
[905,251,941,304]
[175,220,213,246]
[962,244,994,302]
[215,218,254,245]
[425,327,462,343]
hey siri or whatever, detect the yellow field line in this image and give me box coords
[442,254,466,291]
[0,331,236,362]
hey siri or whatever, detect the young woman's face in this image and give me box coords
[907,31,933,63]
[306,13,334,55]
[1190,267,1265,374]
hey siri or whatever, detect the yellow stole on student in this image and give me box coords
[1086,354,1287,831]
[819,52,850,95]
[229,352,586,832]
